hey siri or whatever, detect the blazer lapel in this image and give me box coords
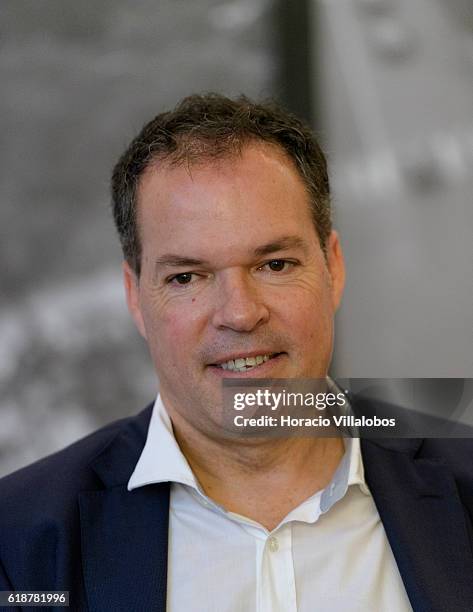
[78,407,170,612]
[361,438,473,612]
[79,483,169,612]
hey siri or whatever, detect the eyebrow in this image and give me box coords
[253,235,309,257]
[154,255,207,268]
[154,235,309,272]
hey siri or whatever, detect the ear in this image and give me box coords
[326,230,345,311]
[122,261,147,339]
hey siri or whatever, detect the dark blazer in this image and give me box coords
[1,401,473,612]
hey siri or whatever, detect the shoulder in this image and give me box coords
[417,439,473,517]
[0,404,153,528]
[351,391,473,489]
[420,438,473,480]
[0,405,153,590]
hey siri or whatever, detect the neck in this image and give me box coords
[170,411,345,531]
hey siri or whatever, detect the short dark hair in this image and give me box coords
[111,93,331,276]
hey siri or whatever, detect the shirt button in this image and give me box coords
[268,536,279,552]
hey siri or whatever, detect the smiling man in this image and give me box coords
[122,124,347,539]
[1,94,473,612]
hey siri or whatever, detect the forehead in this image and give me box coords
[136,142,318,257]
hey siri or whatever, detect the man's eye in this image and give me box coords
[263,260,293,272]
[169,273,194,285]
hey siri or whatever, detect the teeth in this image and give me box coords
[217,353,276,370]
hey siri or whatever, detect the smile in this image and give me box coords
[213,353,282,373]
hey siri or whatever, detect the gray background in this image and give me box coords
[1,0,472,477]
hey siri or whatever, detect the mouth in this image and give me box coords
[208,352,285,373]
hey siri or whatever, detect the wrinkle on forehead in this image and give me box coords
[136,142,321,276]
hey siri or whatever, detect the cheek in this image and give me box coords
[276,284,334,343]
[279,279,333,318]
[141,295,207,357]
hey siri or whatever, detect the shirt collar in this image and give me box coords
[128,388,370,501]
[128,394,199,491]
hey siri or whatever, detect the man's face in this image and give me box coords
[124,142,345,437]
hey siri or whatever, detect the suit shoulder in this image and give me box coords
[0,406,152,527]
[421,438,473,479]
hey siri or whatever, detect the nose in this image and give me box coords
[211,271,269,332]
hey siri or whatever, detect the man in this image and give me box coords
[1,94,472,612]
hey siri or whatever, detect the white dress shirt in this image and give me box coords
[128,394,412,612]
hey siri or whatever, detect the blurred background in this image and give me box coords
[1,0,472,477]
